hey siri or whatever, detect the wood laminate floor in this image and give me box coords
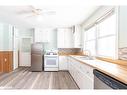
[0,67,79,89]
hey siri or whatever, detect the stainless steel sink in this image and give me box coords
[75,56,94,60]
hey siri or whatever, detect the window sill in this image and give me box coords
[96,57,127,66]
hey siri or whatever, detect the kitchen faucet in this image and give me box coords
[84,50,91,57]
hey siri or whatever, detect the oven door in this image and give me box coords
[44,56,58,68]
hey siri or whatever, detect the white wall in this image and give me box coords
[119,6,127,48]
[0,23,13,51]
[0,23,3,50]
[18,28,34,37]
[81,6,114,29]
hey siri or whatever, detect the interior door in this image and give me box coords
[19,37,32,66]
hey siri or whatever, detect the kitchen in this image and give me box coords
[0,5,127,90]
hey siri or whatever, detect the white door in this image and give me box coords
[19,37,32,66]
[13,28,19,70]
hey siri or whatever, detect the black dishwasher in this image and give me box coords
[93,69,127,89]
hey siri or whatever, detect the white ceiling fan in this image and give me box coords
[17,6,56,18]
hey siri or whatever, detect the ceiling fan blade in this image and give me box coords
[40,11,56,15]
[29,5,56,15]
[25,15,38,20]
[28,5,41,15]
[17,10,33,15]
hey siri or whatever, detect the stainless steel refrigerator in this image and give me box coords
[31,42,44,71]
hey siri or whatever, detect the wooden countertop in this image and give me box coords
[69,55,127,85]
[58,53,84,56]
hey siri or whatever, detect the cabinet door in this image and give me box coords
[68,57,94,89]
[0,52,12,73]
[57,28,73,48]
[59,56,68,70]
[64,28,73,48]
[80,73,93,89]
[8,52,13,72]
[0,52,3,72]
[3,52,9,72]
[57,29,65,48]
[34,29,42,42]
[73,66,93,89]
[34,28,48,42]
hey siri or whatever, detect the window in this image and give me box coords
[84,26,96,56]
[84,10,117,59]
[97,14,116,58]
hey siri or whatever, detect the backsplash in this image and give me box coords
[119,47,127,61]
[58,48,82,55]
[58,47,127,60]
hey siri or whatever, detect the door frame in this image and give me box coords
[19,36,33,67]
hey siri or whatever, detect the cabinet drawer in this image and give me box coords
[81,74,94,89]
[81,64,94,79]
[75,67,93,89]
[69,57,94,79]
[68,57,94,89]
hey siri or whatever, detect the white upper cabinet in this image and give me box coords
[73,25,82,48]
[57,26,83,48]
[57,28,73,48]
[34,28,49,43]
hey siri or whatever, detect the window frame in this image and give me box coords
[84,24,97,56]
[84,8,118,59]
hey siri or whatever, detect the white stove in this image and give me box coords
[44,50,59,71]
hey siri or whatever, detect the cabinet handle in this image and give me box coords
[4,58,7,62]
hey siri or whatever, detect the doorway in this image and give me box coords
[19,37,32,67]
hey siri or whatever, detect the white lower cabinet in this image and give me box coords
[59,56,68,70]
[68,57,94,89]
[78,72,93,89]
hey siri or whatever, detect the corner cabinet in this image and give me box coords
[68,56,94,89]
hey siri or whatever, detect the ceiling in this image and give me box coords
[0,5,99,28]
